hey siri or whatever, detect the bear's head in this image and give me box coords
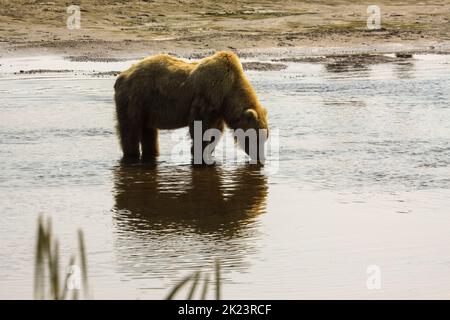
[219,56,269,163]
[224,85,269,163]
[234,107,269,163]
[191,51,269,163]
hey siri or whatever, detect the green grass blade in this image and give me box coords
[165,274,193,300]
[34,216,45,300]
[200,273,210,300]
[215,259,221,300]
[187,271,201,300]
[51,240,60,300]
[78,229,89,299]
[60,255,75,300]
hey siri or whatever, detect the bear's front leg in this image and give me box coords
[141,127,159,160]
[189,118,224,165]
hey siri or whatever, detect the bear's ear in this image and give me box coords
[243,109,258,122]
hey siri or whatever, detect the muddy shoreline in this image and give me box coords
[2,39,450,62]
[2,1,450,62]
[3,50,447,77]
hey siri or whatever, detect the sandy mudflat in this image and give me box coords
[1,0,450,60]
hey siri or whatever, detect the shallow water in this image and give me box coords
[1,54,450,299]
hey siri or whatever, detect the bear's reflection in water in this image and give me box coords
[112,163,268,279]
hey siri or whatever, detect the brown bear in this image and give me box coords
[114,51,268,163]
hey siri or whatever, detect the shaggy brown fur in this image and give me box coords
[114,51,268,161]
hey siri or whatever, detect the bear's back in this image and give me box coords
[121,55,194,84]
[114,55,198,129]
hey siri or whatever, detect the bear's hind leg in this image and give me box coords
[141,127,159,159]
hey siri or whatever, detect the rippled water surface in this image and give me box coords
[1,55,450,299]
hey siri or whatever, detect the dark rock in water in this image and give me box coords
[242,61,288,71]
[274,53,415,66]
[64,55,127,62]
[14,69,72,75]
[91,71,121,77]
[395,52,413,58]
[273,56,326,63]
